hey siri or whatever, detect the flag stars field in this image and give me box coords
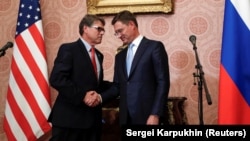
[3,0,51,141]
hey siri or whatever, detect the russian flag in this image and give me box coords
[218,0,250,124]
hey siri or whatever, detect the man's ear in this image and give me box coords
[83,25,89,33]
[128,20,136,29]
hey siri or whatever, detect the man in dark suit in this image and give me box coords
[48,14,111,141]
[90,10,170,125]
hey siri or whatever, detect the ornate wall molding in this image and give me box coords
[87,0,173,15]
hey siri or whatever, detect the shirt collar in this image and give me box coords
[131,35,143,47]
[80,37,92,51]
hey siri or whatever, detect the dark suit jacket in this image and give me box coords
[102,37,170,125]
[49,39,111,129]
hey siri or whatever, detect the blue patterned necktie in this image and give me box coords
[126,43,134,75]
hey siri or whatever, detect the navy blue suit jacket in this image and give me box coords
[49,39,111,129]
[102,37,170,125]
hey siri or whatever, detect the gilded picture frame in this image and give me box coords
[87,0,173,15]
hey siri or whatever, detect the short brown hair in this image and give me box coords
[111,10,138,27]
[79,14,105,35]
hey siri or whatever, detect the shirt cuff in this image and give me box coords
[98,94,102,103]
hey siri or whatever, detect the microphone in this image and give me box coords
[0,42,13,52]
[189,35,196,46]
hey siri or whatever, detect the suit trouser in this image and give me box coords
[49,125,101,141]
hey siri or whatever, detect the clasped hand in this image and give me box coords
[83,91,101,107]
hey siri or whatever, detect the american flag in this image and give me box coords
[4,0,51,140]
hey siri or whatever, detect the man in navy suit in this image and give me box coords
[90,10,170,125]
[48,14,111,141]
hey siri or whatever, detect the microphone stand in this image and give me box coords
[0,42,13,57]
[192,42,212,125]
[0,50,6,57]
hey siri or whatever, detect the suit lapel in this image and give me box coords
[116,46,129,78]
[95,49,103,80]
[129,37,148,77]
[76,39,101,81]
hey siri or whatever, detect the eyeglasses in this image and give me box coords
[114,28,124,37]
[91,26,105,33]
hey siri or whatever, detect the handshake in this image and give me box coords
[83,91,102,107]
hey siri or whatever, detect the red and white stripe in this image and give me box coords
[4,20,51,141]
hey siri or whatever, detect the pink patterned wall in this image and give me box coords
[0,0,225,140]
